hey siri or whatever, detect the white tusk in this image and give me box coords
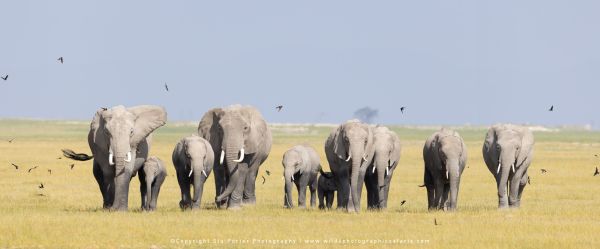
[202,170,207,178]
[446,170,449,179]
[188,168,193,177]
[219,150,225,165]
[511,164,515,173]
[109,153,115,165]
[345,155,351,162]
[363,155,368,161]
[124,152,132,162]
[291,175,295,181]
[386,167,390,176]
[497,162,501,174]
[372,166,376,174]
[233,148,245,162]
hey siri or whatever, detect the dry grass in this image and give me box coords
[0,120,599,248]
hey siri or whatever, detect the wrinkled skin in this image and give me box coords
[324,120,374,213]
[172,135,214,210]
[423,128,467,211]
[282,145,321,209]
[482,124,534,209]
[317,171,337,209]
[198,105,272,210]
[139,156,167,211]
[88,105,167,211]
[364,126,401,210]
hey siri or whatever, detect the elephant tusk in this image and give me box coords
[497,162,501,174]
[446,170,449,179]
[124,152,132,162]
[233,148,245,162]
[386,167,390,176]
[219,150,225,165]
[511,164,515,173]
[291,175,295,181]
[109,153,115,165]
[188,168,193,177]
[372,166,376,174]
[202,170,208,178]
[362,155,368,162]
[345,154,351,162]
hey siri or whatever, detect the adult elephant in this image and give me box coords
[423,128,467,211]
[364,126,401,210]
[483,124,534,209]
[324,120,374,213]
[77,105,167,211]
[197,105,272,209]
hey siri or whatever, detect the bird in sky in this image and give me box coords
[541,169,547,174]
[57,57,64,64]
[594,167,599,176]
[275,105,283,112]
[164,83,169,92]
[11,163,19,170]
[548,105,554,111]
[261,175,266,184]
[400,107,406,114]
[1,75,7,81]
[39,183,44,189]
[28,166,38,173]
[7,138,14,143]
[70,164,75,170]
[400,200,406,206]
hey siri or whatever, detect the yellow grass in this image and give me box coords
[0,120,599,248]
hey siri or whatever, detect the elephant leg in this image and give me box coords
[318,187,325,209]
[518,170,529,202]
[93,161,110,209]
[138,170,148,210]
[296,178,307,208]
[433,179,445,210]
[441,183,450,211]
[363,174,374,209]
[213,165,227,209]
[176,170,191,210]
[242,159,260,205]
[150,174,165,211]
[509,169,525,208]
[496,174,509,209]
[309,179,317,208]
[424,169,435,210]
[335,170,350,210]
[382,174,393,209]
[326,192,334,209]
[101,170,115,210]
[191,171,206,210]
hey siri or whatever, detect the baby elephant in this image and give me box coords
[140,156,167,211]
[317,169,337,209]
[172,135,214,210]
[282,145,321,208]
[423,128,467,211]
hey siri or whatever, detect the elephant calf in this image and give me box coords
[282,145,321,208]
[317,170,337,209]
[140,156,167,211]
[172,135,214,210]
[423,128,467,211]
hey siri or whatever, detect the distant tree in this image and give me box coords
[353,107,378,123]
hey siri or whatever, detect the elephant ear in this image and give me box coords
[202,139,215,171]
[128,105,167,146]
[243,107,269,154]
[431,133,443,170]
[389,131,401,168]
[363,124,375,163]
[332,126,347,160]
[482,125,499,166]
[90,108,110,150]
[298,148,311,175]
[516,127,534,167]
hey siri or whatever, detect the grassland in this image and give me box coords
[0,120,599,248]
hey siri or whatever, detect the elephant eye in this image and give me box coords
[244,126,249,131]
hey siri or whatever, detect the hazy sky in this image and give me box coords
[1,1,599,126]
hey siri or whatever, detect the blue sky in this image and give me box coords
[1,1,599,126]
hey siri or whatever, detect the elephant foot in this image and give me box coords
[227,205,242,211]
[242,198,256,206]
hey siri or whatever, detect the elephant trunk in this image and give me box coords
[497,151,516,208]
[375,156,387,209]
[284,168,295,208]
[349,145,365,213]
[111,146,135,211]
[192,161,206,209]
[215,146,244,204]
[446,159,460,211]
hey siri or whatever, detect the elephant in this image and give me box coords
[317,169,337,210]
[282,145,321,209]
[324,119,375,213]
[197,105,272,210]
[77,105,167,211]
[364,126,401,210]
[139,156,166,211]
[172,134,215,210]
[482,124,534,209]
[423,128,467,211]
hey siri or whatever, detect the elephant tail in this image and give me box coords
[62,149,94,161]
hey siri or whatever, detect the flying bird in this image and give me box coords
[7,138,14,143]
[70,164,75,170]
[400,200,406,206]
[400,107,406,114]
[48,169,52,175]
[548,105,554,111]
[265,170,271,176]
[28,166,38,173]
[594,167,599,176]
[275,105,283,112]
[57,57,63,64]
[541,169,547,174]
[11,163,19,170]
[38,183,44,189]
[62,149,93,161]
[261,175,266,184]
[527,176,531,185]
[57,157,62,160]
[1,75,7,81]
[434,218,439,226]
[164,83,169,92]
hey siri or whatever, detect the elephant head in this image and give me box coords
[282,146,310,208]
[182,135,212,178]
[371,126,401,209]
[91,105,167,210]
[431,129,465,211]
[331,120,375,212]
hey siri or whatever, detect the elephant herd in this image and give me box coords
[73,104,534,212]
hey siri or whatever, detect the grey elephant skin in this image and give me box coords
[140,156,166,211]
[364,126,401,210]
[324,120,375,213]
[482,124,534,209]
[282,145,321,209]
[197,105,272,209]
[172,135,214,210]
[86,105,167,211]
[317,170,337,209]
[423,128,467,211]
